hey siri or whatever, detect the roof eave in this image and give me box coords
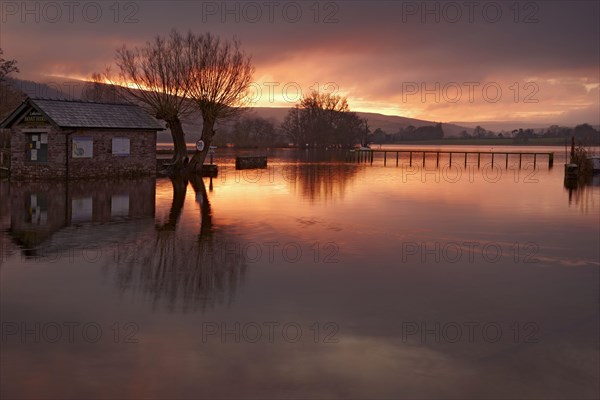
[0,99,29,128]
[56,125,165,131]
[0,98,56,129]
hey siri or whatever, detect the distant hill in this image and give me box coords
[451,120,600,133]
[10,77,593,143]
[248,107,474,137]
[3,78,475,139]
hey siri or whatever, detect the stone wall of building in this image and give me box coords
[67,129,156,179]
[9,122,156,179]
[9,122,67,180]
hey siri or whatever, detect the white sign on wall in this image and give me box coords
[72,137,93,158]
[112,137,130,156]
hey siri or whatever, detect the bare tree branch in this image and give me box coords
[0,48,19,83]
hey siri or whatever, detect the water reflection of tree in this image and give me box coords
[286,163,359,203]
[115,175,246,313]
[564,175,599,213]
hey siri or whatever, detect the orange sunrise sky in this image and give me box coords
[1,1,598,126]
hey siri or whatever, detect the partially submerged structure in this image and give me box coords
[0,98,164,179]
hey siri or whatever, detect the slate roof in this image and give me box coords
[1,98,165,130]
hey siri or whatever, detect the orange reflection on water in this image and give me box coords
[148,146,599,269]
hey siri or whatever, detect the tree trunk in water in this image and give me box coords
[167,117,188,170]
[189,174,212,238]
[186,116,215,174]
[157,175,187,231]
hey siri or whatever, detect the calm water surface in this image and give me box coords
[1,146,599,399]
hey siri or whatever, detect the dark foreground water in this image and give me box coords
[1,146,599,399]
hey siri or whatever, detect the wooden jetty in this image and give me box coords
[346,149,554,168]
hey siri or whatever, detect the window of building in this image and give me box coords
[112,137,130,156]
[27,133,48,163]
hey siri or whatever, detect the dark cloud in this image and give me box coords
[1,0,598,123]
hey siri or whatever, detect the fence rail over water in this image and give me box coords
[347,149,554,168]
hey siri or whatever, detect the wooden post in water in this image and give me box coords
[491,153,494,166]
[505,153,509,169]
[396,152,399,167]
[422,152,426,166]
[477,153,481,168]
[409,152,413,166]
[384,151,387,166]
[449,152,452,166]
[436,152,440,167]
[519,154,522,168]
[534,153,537,168]
[370,151,373,165]
[464,152,467,167]
[549,153,554,168]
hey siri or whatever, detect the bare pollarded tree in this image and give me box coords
[101,30,254,173]
[0,48,19,83]
[186,33,254,170]
[103,30,196,169]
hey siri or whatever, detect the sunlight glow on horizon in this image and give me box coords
[51,74,421,119]
[36,72,599,126]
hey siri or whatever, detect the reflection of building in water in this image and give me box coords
[0,179,17,268]
[287,164,359,202]
[7,177,156,255]
[3,176,246,313]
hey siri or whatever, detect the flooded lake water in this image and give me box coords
[1,145,599,399]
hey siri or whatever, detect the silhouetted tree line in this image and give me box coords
[281,91,366,148]
[545,124,598,144]
[508,124,598,144]
[370,123,444,143]
[213,115,288,148]
[370,123,598,145]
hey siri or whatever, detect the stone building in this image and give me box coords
[0,98,164,179]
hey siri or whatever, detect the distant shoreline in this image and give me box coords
[369,137,571,146]
[156,137,583,152]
